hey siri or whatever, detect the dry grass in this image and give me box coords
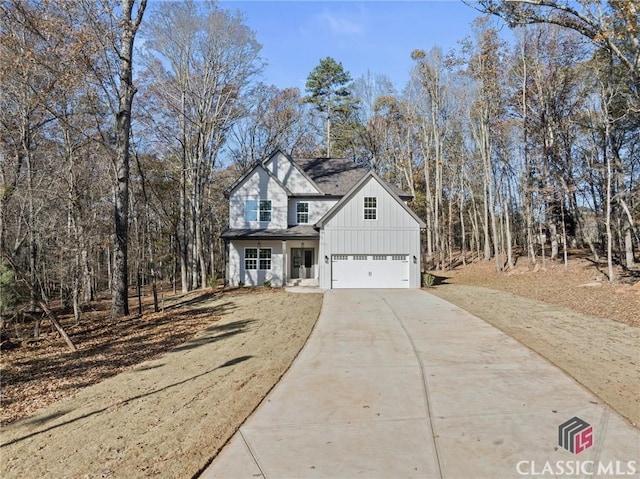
[428,252,640,327]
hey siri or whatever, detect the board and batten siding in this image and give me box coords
[265,152,319,195]
[287,197,338,225]
[318,177,422,289]
[228,167,288,230]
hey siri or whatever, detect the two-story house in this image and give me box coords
[221,150,425,289]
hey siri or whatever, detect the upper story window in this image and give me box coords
[296,202,309,224]
[364,196,377,220]
[259,200,272,221]
[245,200,272,222]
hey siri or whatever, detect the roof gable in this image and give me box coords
[224,162,291,199]
[315,170,426,228]
[225,150,413,201]
[263,150,322,195]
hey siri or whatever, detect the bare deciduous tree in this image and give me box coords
[140,0,262,291]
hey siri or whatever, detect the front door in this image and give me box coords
[291,248,314,279]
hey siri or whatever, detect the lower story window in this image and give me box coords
[245,248,258,270]
[259,248,272,270]
[245,247,271,270]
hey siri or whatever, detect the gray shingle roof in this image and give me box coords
[293,157,411,199]
[293,157,366,196]
[220,225,319,239]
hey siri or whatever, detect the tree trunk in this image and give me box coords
[605,139,615,282]
[72,246,81,323]
[39,301,77,352]
[521,33,536,266]
[459,172,467,267]
[26,146,37,311]
[538,200,547,269]
[197,210,207,290]
[449,189,454,269]
[504,199,514,270]
[489,190,500,271]
[423,154,433,264]
[470,194,481,261]
[179,90,189,293]
[326,115,331,157]
[134,145,159,313]
[624,223,635,268]
[561,198,568,269]
[190,197,199,289]
[618,197,636,268]
[82,248,93,302]
[482,182,491,261]
[112,0,147,318]
[549,221,559,261]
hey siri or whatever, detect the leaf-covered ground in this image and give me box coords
[1,287,280,426]
[1,288,323,478]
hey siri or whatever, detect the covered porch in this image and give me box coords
[221,226,319,287]
[284,239,320,287]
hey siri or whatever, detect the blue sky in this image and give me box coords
[221,1,494,92]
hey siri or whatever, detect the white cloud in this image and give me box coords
[319,10,366,37]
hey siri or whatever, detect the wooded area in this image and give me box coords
[1,0,638,334]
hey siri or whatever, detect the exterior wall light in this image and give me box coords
[413,255,417,264]
[324,255,329,264]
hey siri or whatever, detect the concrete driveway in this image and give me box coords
[201,289,639,478]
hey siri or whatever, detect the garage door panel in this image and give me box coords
[331,255,409,289]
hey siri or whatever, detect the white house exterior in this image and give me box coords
[221,150,425,289]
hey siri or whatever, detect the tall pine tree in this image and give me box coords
[304,57,359,157]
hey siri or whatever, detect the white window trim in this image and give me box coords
[259,248,272,270]
[244,247,271,271]
[296,201,309,224]
[259,200,272,222]
[244,199,272,223]
[244,247,258,270]
[364,196,377,220]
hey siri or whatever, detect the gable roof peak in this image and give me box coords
[224,160,292,198]
[315,170,425,228]
[262,148,290,165]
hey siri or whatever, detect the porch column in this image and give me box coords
[282,240,287,286]
[224,239,229,286]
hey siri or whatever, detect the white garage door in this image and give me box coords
[331,254,410,289]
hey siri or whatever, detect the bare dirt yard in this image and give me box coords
[1,288,323,479]
[427,254,640,429]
